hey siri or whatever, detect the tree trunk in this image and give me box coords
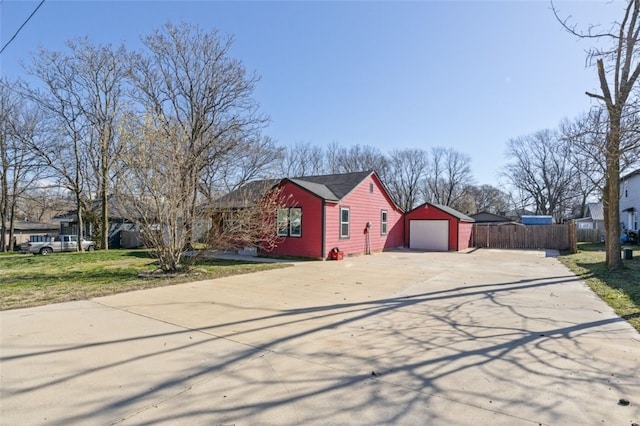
[0,142,8,252]
[602,182,610,262]
[8,199,17,252]
[101,182,108,250]
[100,129,109,250]
[76,192,85,252]
[605,119,623,269]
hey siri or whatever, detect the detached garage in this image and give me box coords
[405,203,475,251]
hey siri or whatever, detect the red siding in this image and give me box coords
[324,174,404,258]
[265,173,404,259]
[405,204,473,251]
[458,222,473,250]
[267,181,324,258]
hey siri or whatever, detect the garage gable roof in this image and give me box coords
[585,202,604,221]
[432,204,475,222]
[408,202,475,222]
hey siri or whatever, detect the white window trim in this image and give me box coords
[289,208,302,237]
[381,210,388,236]
[340,207,350,239]
[277,208,302,237]
[277,209,289,237]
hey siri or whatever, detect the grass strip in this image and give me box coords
[0,249,291,310]
[559,243,640,332]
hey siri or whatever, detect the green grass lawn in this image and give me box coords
[0,249,291,310]
[559,243,640,332]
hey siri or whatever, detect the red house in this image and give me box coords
[217,171,405,259]
[271,171,405,259]
[404,203,475,251]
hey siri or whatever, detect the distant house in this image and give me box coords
[620,169,640,231]
[503,208,536,222]
[470,211,512,224]
[52,196,142,248]
[575,202,604,230]
[216,171,405,259]
[2,221,59,249]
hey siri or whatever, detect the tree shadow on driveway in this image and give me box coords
[2,273,639,425]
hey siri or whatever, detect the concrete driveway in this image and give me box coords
[1,249,639,425]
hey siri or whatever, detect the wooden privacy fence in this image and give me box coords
[577,228,603,243]
[473,223,577,252]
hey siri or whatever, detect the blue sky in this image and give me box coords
[0,0,624,186]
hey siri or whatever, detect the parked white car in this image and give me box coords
[20,235,96,255]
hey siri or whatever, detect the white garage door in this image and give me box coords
[409,220,449,251]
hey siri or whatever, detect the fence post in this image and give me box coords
[486,224,490,248]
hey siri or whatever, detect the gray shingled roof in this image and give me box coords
[288,178,339,201]
[8,221,59,231]
[470,211,511,223]
[214,179,281,209]
[288,170,373,201]
[431,203,475,222]
[214,171,378,208]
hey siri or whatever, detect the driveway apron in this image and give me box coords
[1,249,639,425]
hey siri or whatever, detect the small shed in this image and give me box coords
[404,203,475,251]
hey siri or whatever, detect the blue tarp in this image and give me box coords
[521,215,553,225]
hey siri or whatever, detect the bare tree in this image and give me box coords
[118,119,198,271]
[130,21,268,247]
[280,141,325,177]
[227,137,282,188]
[200,136,282,201]
[120,118,288,271]
[205,183,292,253]
[328,143,389,177]
[0,79,43,251]
[466,184,510,215]
[555,0,640,268]
[24,46,101,249]
[17,187,73,222]
[385,148,428,211]
[560,109,608,194]
[423,147,474,210]
[63,39,130,250]
[561,106,640,218]
[502,130,579,221]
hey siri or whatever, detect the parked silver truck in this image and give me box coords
[20,234,96,255]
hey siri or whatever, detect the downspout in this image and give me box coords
[321,200,326,259]
[455,218,460,251]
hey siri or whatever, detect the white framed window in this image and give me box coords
[289,208,302,237]
[277,208,302,237]
[340,207,350,239]
[277,209,289,237]
[381,210,388,235]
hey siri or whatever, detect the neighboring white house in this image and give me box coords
[575,202,604,230]
[620,169,640,232]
